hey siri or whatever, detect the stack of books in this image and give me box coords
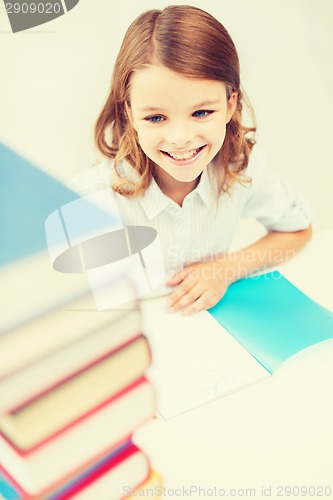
[0,144,162,499]
[0,294,161,499]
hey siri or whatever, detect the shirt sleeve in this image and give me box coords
[67,160,113,196]
[241,146,312,231]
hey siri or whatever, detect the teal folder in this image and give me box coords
[208,271,333,373]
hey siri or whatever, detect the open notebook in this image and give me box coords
[141,271,333,419]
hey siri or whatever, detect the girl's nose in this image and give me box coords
[165,123,194,149]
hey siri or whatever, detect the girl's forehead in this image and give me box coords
[129,65,227,108]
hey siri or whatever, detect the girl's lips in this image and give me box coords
[160,145,207,166]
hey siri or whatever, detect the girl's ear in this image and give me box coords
[226,92,238,123]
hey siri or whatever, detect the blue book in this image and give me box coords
[0,143,79,267]
[0,143,92,333]
[0,471,20,500]
[209,270,333,373]
[0,142,152,334]
[0,144,124,334]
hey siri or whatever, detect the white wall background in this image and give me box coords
[1,0,332,236]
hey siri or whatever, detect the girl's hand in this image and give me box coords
[166,259,232,315]
[165,227,313,316]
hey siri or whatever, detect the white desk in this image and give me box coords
[134,229,333,498]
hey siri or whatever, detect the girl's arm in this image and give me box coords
[166,225,312,315]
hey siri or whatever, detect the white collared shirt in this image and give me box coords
[69,145,311,294]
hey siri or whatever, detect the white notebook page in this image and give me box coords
[140,297,270,419]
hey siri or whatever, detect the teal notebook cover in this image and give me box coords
[208,271,333,373]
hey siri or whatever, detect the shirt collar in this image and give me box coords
[140,177,172,219]
[120,160,216,220]
[192,163,216,206]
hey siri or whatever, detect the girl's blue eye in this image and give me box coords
[145,115,164,123]
[193,110,213,118]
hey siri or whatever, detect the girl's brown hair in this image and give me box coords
[95,5,256,197]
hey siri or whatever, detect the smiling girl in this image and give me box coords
[70,5,312,315]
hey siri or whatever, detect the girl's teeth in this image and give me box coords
[167,148,199,160]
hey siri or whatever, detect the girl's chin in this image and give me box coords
[152,164,204,188]
[171,172,203,183]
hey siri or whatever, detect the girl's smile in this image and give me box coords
[160,145,207,165]
[128,65,237,192]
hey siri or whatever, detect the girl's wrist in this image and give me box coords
[215,251,263,285]
[214,253,243,286]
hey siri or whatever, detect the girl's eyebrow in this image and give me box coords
[137,99,221,112]
[192,99,221,108]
